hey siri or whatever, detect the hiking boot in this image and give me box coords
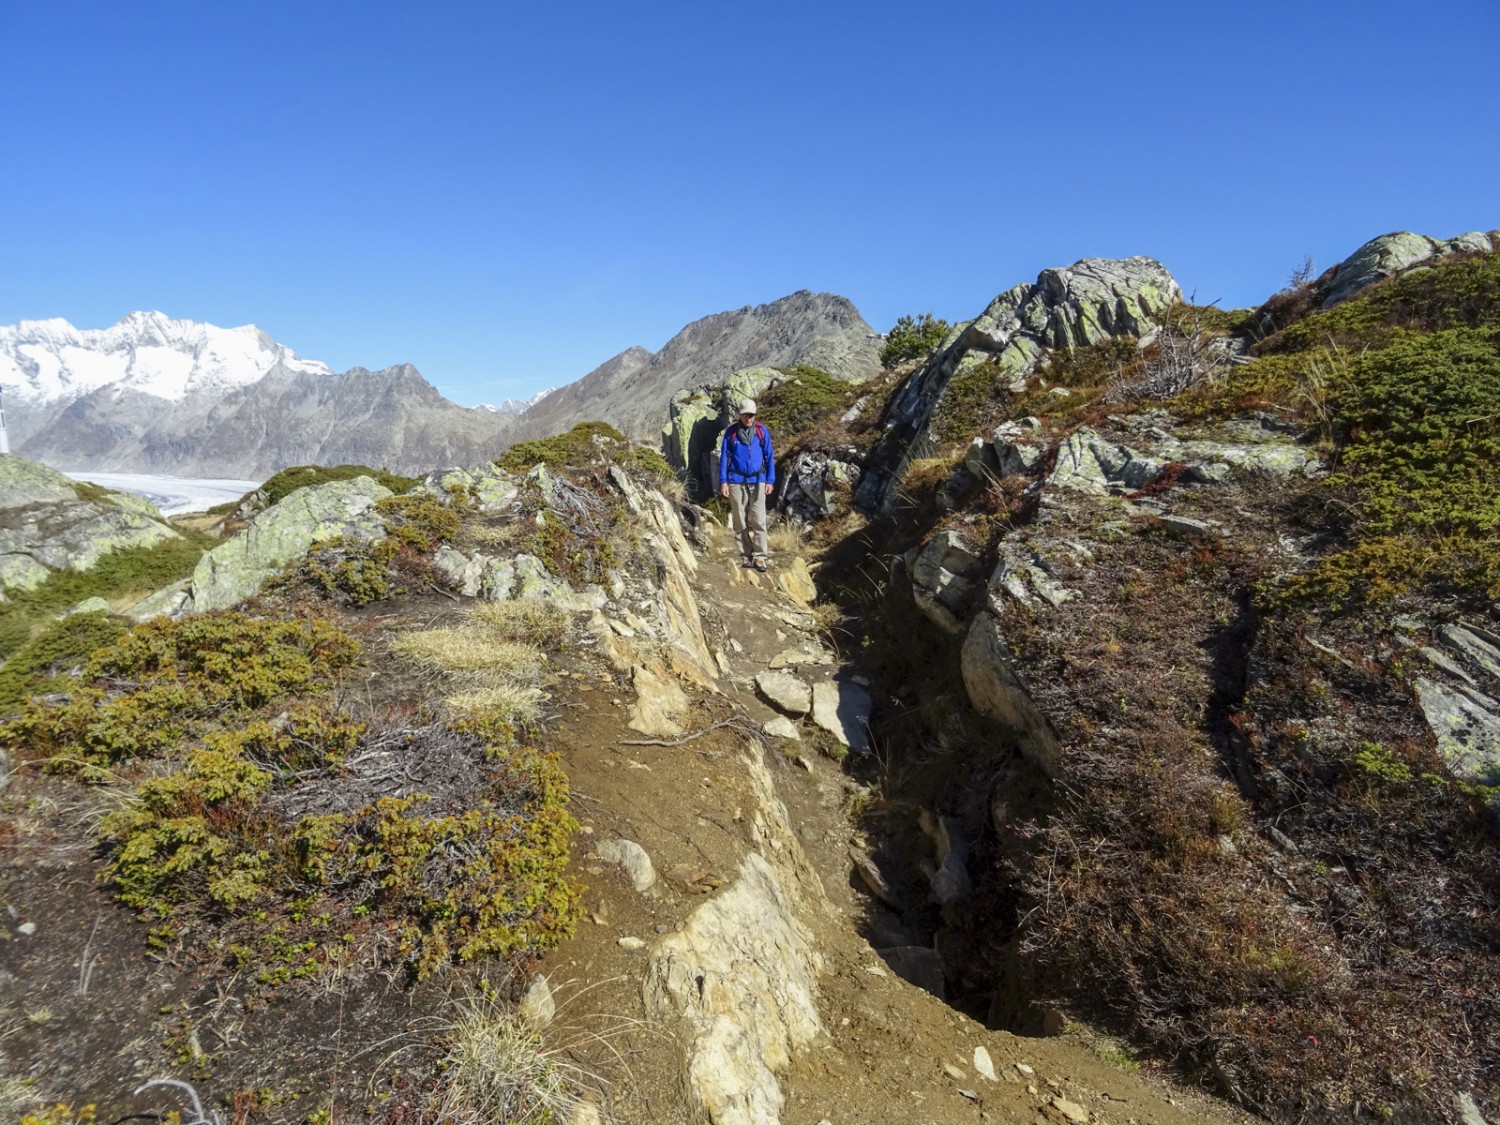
[753,558,769,572]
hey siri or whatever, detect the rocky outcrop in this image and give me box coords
[0,454,180,600]
[518,292,879,446]
[1321,229,1497,307]
[856,257,1181,512]
[779,451,863,522]
[130,476,394,617]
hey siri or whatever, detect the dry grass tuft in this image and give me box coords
[470,601,570,646]
[434,992,584,1124]
[445,684,547,725]
[391,602,569,722]
[392,629,542,679]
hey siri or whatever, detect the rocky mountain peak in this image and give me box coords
[513,290,881,443]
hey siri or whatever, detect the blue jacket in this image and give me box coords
[719,421,775,485]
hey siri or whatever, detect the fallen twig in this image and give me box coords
[618,717,760,747]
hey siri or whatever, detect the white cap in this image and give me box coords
[737,398,757,415]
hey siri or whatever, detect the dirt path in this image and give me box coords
[539,522,1260,1125]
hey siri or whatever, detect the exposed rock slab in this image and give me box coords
[755,670,813,716]
[810,680,873,751]
[180,477,392,614]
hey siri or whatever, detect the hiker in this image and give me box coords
[718,398,775,571]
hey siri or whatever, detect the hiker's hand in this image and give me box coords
[763,483,773,497]
[720,483,729,498]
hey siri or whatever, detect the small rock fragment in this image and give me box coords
[1014,1062,1035,1076]
[1051,1096,1089,1123]
[755,670,813,715]
[616,936,647,951]
[16,922,36,937]
[518,974,555,1029]
[595,838,656,893]
[943,1063,965,1080]
[764,715,801,741]
[973,1045,997,1081]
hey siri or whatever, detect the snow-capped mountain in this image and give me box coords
[0,313,518,478]
[1,311,332,404]
[474,387,558,414]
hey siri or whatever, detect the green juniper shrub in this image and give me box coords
[13,608,580,988]
[496,422,626,471]
[0,612,361,777]
[256,464,419,508]
[1273,326,1500,608]
[929,359,1013,447]
[375,492,462,551]
[879,313,951,368]
[0,611,128,715]
[624,445,676,481]
[755,366,855,441]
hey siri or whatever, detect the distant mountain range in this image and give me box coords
[0,292,880,478]
[511,291,881,442]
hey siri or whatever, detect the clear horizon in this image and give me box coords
[3,0,1496,407]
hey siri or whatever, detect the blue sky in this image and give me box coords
[2,0,1496,406]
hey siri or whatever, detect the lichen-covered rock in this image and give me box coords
[1323,230,1497,307]
[662,389,721,494]
[1415,678,1500,787]
[0,454,79,510]
[911,530,984,627]
[185,476,392,613]
[858,257,1181,512]
[0,454,182,599]
[781,451,862,521]
[414,464,519,513]
[431,545,488,597]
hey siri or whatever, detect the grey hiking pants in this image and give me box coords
[728,482,768,561]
